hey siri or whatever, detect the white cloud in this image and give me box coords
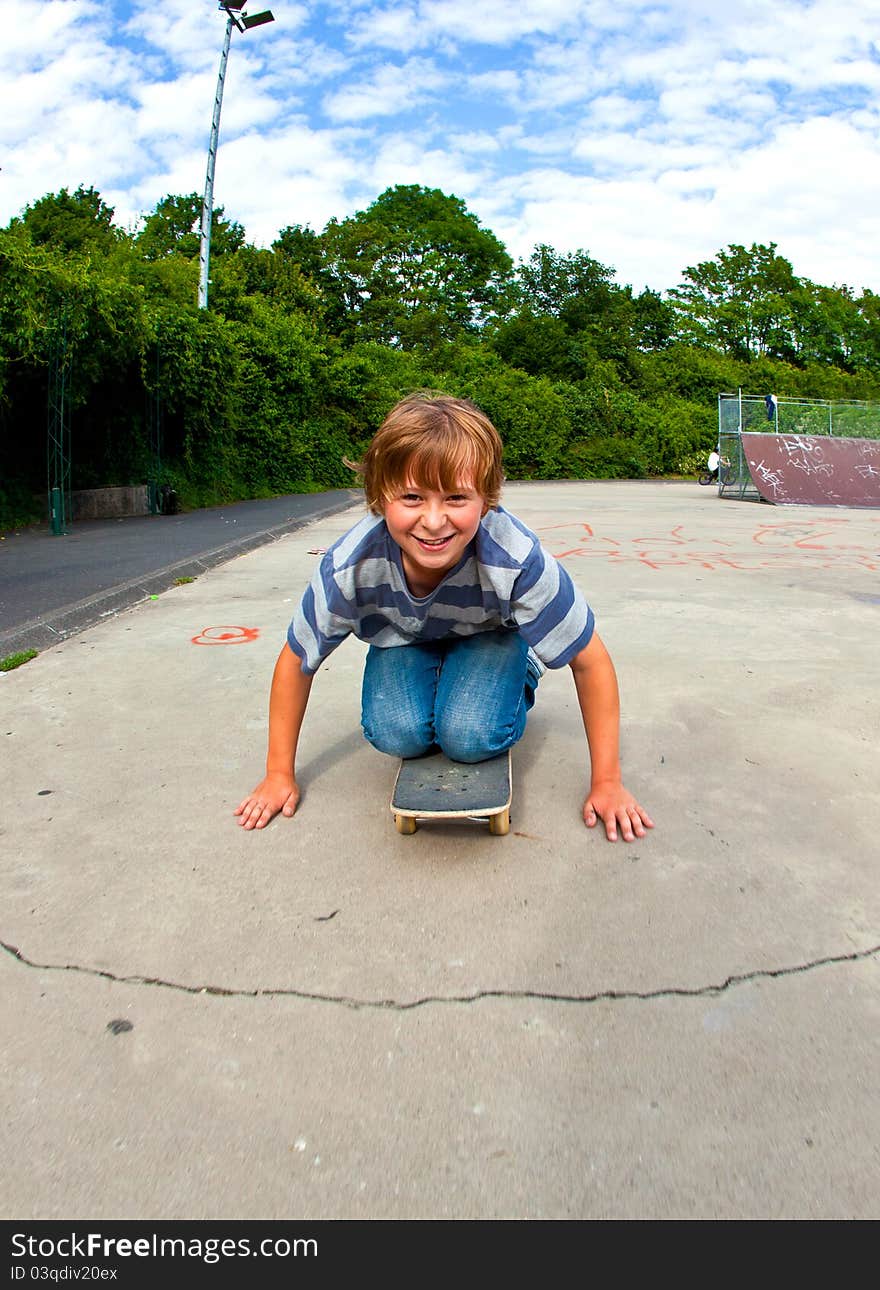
[322,57,448,122]
[704,117,880,291]
[0,0,879,298]
[468,69,522,100]
[368,133,491,201]
[124,0,222,72]
[263,38,351,89]
[210,124,366,242]
[345,5,424,53]
[586,94,649,129]
[132,73,217,145]
[0,0,103,71]
[483,108,880,294]
[447,132,502,155]
[344,0,591,50]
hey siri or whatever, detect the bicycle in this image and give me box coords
[698,452,733,486]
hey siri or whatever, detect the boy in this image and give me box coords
[235,394,652,842]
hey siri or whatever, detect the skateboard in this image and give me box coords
[391,749,512,835]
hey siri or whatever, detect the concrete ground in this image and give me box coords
[1,481,878,1220]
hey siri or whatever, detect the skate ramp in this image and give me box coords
[742,432,880,507]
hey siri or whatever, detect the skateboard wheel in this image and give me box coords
[395,814,417,835]
[489,808,510,836]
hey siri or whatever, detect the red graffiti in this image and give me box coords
[191,626,260,645]
[535,519,879,572]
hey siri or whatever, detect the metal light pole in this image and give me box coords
[198,3,274,309]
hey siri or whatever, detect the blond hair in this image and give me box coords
[351,393,504,515]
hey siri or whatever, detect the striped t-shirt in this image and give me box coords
[288,505,594,675]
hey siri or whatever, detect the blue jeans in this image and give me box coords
[361,630,540,763]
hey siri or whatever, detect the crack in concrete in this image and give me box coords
[2,938,878,1012]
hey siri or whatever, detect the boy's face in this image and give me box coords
[383,478,487,594]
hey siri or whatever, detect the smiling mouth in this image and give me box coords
[414,535,454,548]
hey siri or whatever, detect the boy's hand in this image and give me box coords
[583,779,654,843]
[234,772,301,830]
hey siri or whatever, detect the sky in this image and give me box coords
[3,0,880,294]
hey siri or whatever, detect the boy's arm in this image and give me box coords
[235,643,314,830]
[568,633,654,842]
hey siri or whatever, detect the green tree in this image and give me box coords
[273,223,348,328]
[669,242,799,361]
[135,193,245,262]
[853,290,880,372]
[13,185,123,256]
[323,341,427,445]
[516,244,617,322]
[639,343,743,401]
[784,281,860,369]
[508,244,642,376]
[489,310,578,380]
[273,224,327,279]
[229,298,337,491]
[319,185,513,349]
[209,245,324,322]
[0,225,151,505]
[432,347,570,478]
[633,288,675,351]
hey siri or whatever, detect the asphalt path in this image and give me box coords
[0,489,362,655]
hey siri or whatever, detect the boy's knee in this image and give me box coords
[435,714,510,764]
[362,714,434,760]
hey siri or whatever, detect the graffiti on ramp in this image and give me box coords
[741,433,880,507]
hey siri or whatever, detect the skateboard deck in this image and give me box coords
[391,749,512,835]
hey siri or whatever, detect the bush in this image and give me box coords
[435,349,571,478]
[635,395,716,474]
[564,437,648,479]
[0,479,42,530]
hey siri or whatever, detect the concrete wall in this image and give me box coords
[70,486,150,520]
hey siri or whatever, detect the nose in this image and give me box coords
[420,499,446,532]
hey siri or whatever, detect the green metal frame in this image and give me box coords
[146,333,163,515]
[47,310,72,536]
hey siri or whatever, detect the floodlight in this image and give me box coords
[198,2,275,308]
